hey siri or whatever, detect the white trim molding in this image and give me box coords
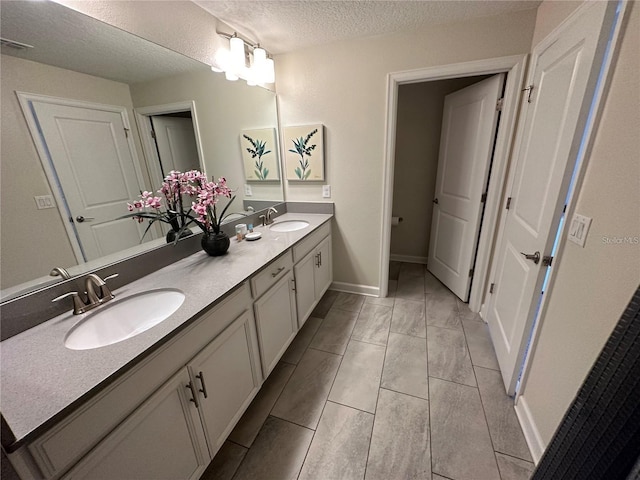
[514,396,546,463]
[330,282,379,297]
[389,254,428,264]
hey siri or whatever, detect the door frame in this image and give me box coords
[380,55,528,312]
[134,101,206,186]
[17,91,146,263]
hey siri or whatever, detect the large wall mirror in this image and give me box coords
[0,1,283,300]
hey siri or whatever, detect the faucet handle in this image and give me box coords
[259,214,266,227]
[52,291,87,315]
[99,273,118,301]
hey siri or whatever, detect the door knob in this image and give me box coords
[520,251,540,264]
[75,216,95,223]
[433,198,439,204]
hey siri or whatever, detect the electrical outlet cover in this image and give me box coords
[568,213,592,247]
[322,185,331,198]
[244,184,253,196]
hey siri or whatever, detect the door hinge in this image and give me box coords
[563,204,567,213]
[490,283,495,294]
[506,197,512,210]
[481,192,488,203]
[496,98,504,111]
[469,268,474,278]
[542,255,553,267]
[522,84,534,103]
[150,129,156,139]
[124,127,130,138]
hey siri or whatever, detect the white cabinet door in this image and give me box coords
[314,236,332,300]
[294,250,317,328]
[254,271,298,377]
[63,369,209,480]
[188,311,261,456]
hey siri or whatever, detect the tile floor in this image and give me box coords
[201,262,535,480]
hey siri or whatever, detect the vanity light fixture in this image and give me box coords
[215,32,275,85]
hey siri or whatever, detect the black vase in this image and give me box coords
[201,231,230,256]
[165,228,193,244]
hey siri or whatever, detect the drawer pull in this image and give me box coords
[186,381,199,408]
[196,371,208,399]
[272,266,285,277]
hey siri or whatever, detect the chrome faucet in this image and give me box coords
[52,273,119,315]
[50,267,71,280]
[266,207,278,225]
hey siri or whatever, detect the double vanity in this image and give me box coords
[1,211,333,479]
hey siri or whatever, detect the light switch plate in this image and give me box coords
[568,213,592,247]
[322,185,331,198]
[34,195,56,210]
[244,184,253,196]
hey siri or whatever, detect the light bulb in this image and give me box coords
[229,36,245,73]
[264,57,275,84]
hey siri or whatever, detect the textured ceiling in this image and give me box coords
[1,1,206,85]
[193,0,541,55]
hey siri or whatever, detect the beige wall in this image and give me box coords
[391,77,487,261]
[520,1,640,448]
[0,55,147,289]
[275,9,537,289]
[129,70,282,206]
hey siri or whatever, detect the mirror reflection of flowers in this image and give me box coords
[289,128,317,180]
[125,170,235,241]
[243,134,271,180]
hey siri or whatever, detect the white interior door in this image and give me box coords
[486,1,615,394]
[428,74,505,301]
[151,116,200,181]
[31,101,151,261]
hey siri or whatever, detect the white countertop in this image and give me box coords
[0,213,332,445]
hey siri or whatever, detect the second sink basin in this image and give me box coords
[64,289,185,350]
[269,220,310,232]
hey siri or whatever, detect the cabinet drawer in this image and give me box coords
[292,222,331,263]
[250,252,293,299]
[28,284,251,477]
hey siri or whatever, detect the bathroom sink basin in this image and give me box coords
[64,289,185,350]
[269,220,310,232]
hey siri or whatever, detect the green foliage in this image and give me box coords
[288,128,317,180]
[243,134,272,180]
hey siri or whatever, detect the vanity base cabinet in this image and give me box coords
[188,310,261,456]
[293,233,332,328]
[62,369,209,480]
[253,271,298,377]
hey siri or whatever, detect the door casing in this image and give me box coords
[380,55,528,312]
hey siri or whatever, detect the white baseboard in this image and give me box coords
[389,254,428,264]
[330,282,380,297]
[514,396,546,463]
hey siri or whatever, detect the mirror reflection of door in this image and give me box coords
[27,97,157,262]
[149,113,200,183]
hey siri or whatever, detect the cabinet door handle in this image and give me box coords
[315,253,320,267]
[272,266,285,277]
[318,251,322,267]
[196,371,208,399]
[186,381,199,408]
[291,279,296,292]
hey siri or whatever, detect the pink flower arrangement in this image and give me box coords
[125,170,236,240]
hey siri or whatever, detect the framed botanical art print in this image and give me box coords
[284,124,325,181]
[241,128,280,181]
